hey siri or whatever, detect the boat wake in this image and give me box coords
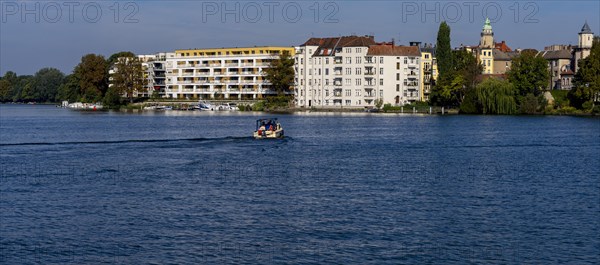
[0,136,260,147]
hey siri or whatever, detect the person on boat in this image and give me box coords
[266,120,273,131]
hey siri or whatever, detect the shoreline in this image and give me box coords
[1,103,597,116]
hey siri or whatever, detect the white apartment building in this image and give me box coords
[295,36,421,108]
[138,53,170,97]
[164,47,295,100]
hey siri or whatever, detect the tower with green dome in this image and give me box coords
[480,18,494,48]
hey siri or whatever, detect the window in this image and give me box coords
[425,54,430,59]
[356,79,362,86]
[345,78,351,85]
[309,69,312,75]
[300,69,304,75]
[380,68,384,74]
[345,100,351,105]
[345,89,351,96]
[380,57,384,63]
[356,48,362,53]
[346,48,352,53]
[318,69,321,75]
[396,73,400,81]
[380,79,384,85]
[357,100,361,105]
[356,57,362,64]
[346,68,352,75]
[326,58,329,64]
[325,100,329,106]
[397,62,400,70]
[325,79,330,85]
[404,58,408,64]
[309,79,312,86]
[355,89,361,96]
[355,68,362,75]
[325,69,329,75]
[301,58,304,64]
[396,84,400,92]
[380,90,383,97]
[346,57,352,64]
[326,90,329,96]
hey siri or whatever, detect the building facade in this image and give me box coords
[164,47,295,100]
[138,53,169,97]
[416,43,437,102]
[294,36,422,108]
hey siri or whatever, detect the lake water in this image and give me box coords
[1,105,599,264]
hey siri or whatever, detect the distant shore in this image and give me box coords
[3,102,598,116]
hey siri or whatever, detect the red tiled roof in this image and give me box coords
[367,45,421,56]
[495,41,512,52]
[561,70,574,75]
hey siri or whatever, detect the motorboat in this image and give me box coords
[198,101,215,111]
[215,103,239,111]
[253,118,284,139]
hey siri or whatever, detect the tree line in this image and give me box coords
[0,51,144,107]
[430,21,600,114]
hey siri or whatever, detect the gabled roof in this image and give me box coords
[493,49,519,61]
[367,45,421,56]
[541,50,572,60]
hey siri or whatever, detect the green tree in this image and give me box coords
[10,75,33,102]
[569,37,600,109]
[0,72,18,102]
[30,68,65,102]
[453,49,482,91]
[57,74,80,103]
[74,54,108,102]
[110,56,144,103]
[107,51,135,68]
[508,50,549,99]
[476,78,517,114]
[435,21,452,77]
[431,50,482,107]
[0,79,11,102]
[263,52,295,96]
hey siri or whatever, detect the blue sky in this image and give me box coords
[1,0,598,75]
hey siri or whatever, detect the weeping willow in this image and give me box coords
[476,78,517,114]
